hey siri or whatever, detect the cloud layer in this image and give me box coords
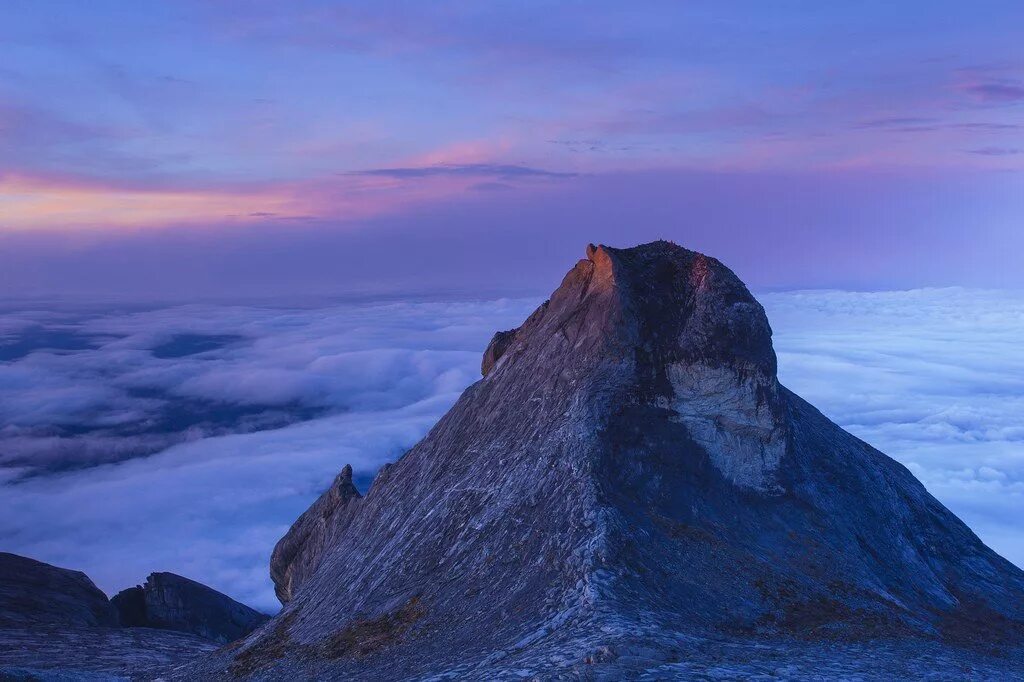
[0,297,536,612]
[1,289,1022,613]
[764,288,1024,567]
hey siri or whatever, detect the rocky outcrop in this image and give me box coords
[481,329,516,376]
[0,552,267,677]
[112,572,268,644]
[0,552,117,628]
[192,241,1024,680]
[270,464,362,604]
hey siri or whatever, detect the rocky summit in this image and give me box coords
[188,241,1024,680]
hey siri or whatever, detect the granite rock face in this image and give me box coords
[0,625,217,680]
[481,328,517,376]
[112,572,269,644]
[194,242,1024,680]
[0,552,117,628]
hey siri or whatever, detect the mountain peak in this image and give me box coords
[481,240,784,491]
[193,241,1024,680]
[486,241,775,377]
[586,240,775,374]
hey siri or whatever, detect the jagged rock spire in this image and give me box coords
[270,463,361,604]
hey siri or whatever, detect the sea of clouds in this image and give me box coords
[1,289,1022,613]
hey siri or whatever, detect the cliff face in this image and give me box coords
[224,242,1024,680]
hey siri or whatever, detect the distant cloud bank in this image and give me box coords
[1,289,1021,612]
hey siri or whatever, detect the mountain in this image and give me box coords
[189,242,1024,679]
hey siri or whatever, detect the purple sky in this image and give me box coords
[2,1,1023,296]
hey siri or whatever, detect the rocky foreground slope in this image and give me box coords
[181,241,1024,680]
[0,552,266,679]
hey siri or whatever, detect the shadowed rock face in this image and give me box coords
[204,241,1024,680]
[0,552,117,628]
[0,555,210,678]
[0,553,268,677]
[112,572,268,644]
[270,464,362,604]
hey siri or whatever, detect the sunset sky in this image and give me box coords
[2,1,1022,294]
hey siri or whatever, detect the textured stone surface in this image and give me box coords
[0,625,216,680]
[0,552,267,677]
[270,464,362,604]
[178,241,1024,680]
[481,329,517,376]
[0,552,117,628]
[112,572,269,644]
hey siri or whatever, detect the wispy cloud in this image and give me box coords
[949,122,1023,131]
[958,80,1024,103]
[853,117,939,129]
[594,105,778,136]
[2,2,1023,238]
[852,118,1022,133]
[0,173,309,231]
[967,146,1021,156]
[1,153,579,230]
[343,162,579,180]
